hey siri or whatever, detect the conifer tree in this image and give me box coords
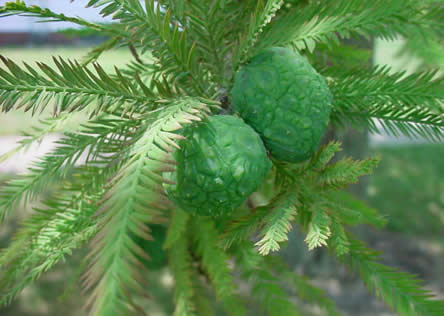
[0,1,443,315]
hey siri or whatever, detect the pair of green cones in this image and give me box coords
[164,47,333,217]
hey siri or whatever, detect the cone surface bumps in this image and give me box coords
[232,47,332,162]
[165,115,271,217]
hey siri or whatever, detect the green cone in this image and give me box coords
[164,115,271,217]
[232,47,332,162]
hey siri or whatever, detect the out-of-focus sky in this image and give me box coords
[0,0,113,32]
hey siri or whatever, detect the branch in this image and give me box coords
[82,97,215,315]
[0,169,104,305]
[326,65,444,141]
[0,114,140,222]
[343,236,444,316]
[0,56,157,116]
[87,0,210,95]
[256,0,443,52]
[0,1,127,37]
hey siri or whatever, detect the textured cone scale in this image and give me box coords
[232,47,333,162]
[164,115,271,217]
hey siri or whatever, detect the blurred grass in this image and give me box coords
[369,144,444,237]
[0,46,133,72]
[0,46,134,135]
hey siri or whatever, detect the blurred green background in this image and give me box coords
[0,38,443,316]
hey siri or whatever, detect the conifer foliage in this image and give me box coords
[0,1,443,315]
